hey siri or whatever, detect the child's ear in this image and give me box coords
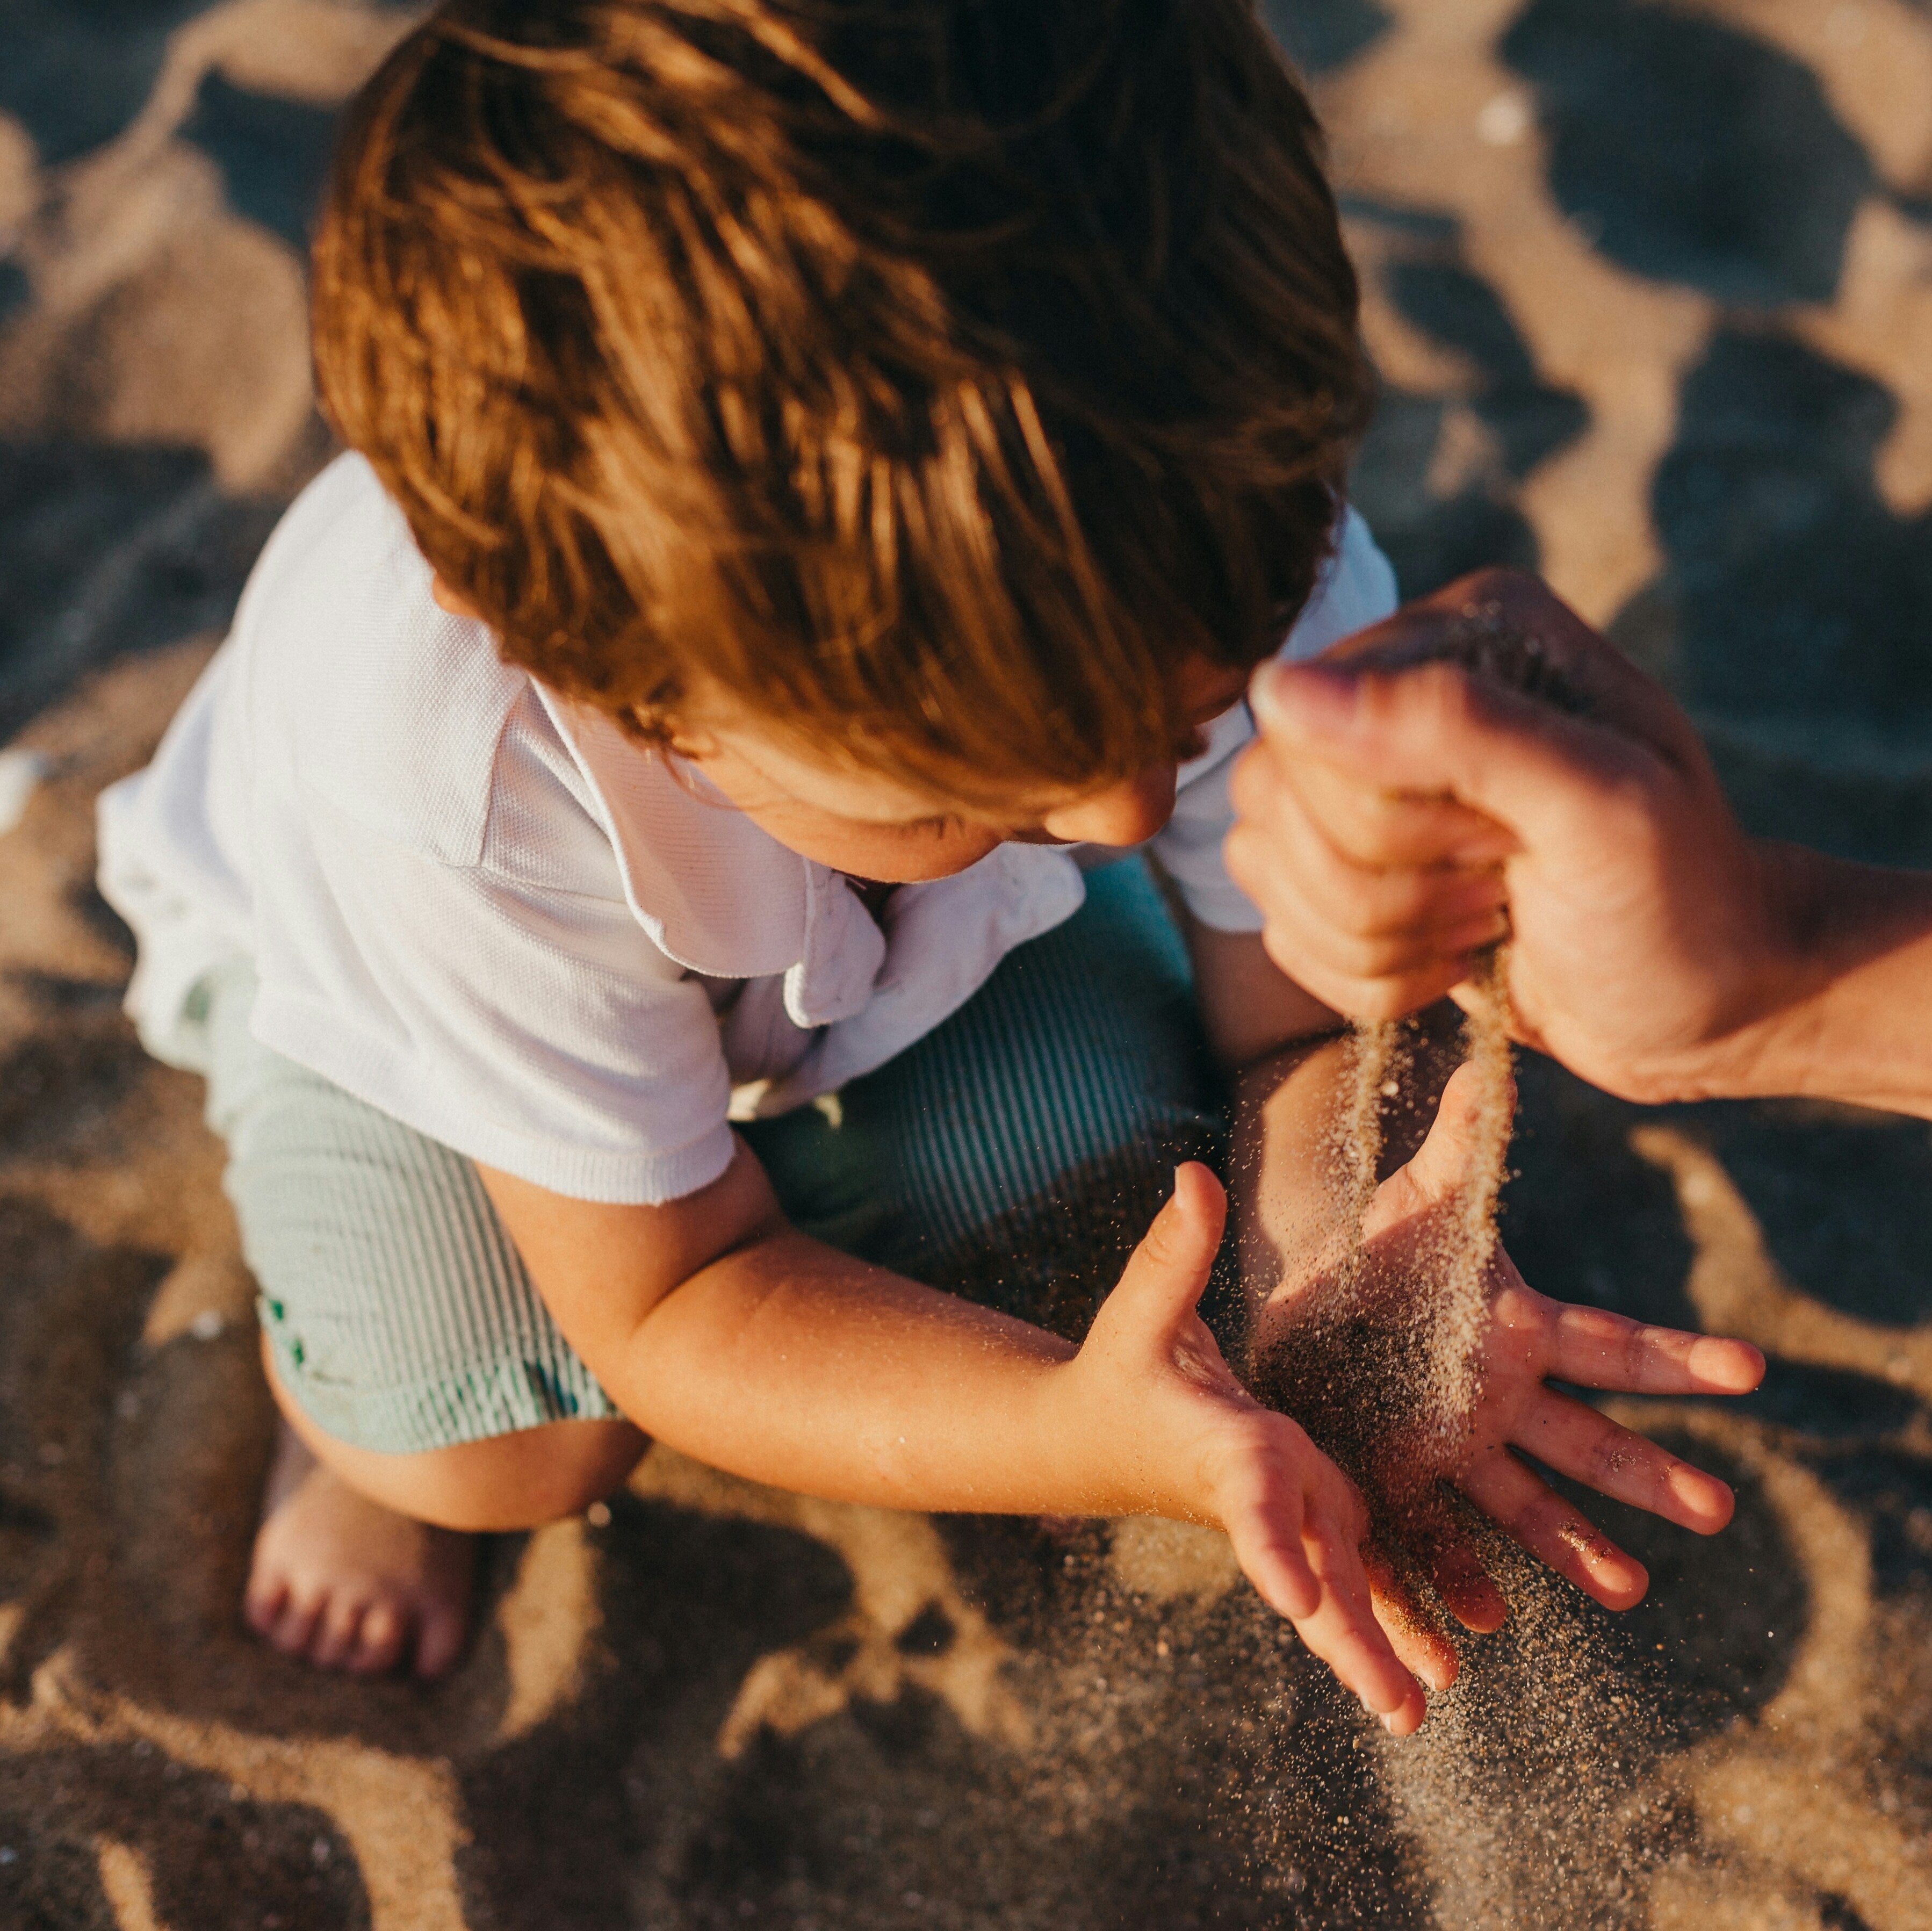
[429,574,483,621]
[625,704,713,762]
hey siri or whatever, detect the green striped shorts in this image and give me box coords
[193,859,1228,1457]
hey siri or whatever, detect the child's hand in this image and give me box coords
[1060,1164,1431,1735]
[1252,1062,1765,1640]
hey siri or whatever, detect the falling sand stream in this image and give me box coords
[1252,596,1563,1582]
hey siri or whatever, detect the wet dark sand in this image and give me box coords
[4,3,1932,1925]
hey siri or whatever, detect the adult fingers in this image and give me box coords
[1228,739,1513,903]
[1263,950,1475,1027]
[1457,1448,1649,1610]
[1545,1302,1766,1396]
[1227,823,1509,988]
[1223,765,1489,1017]
[1269,739,1520,872]
[1230,837,1478,1018]
[1250,649,1664,869]
[1223,779,1509,947]
[1336,567,1711,772]
[1516,1388,1735,1533]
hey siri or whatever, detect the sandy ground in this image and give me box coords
[3,2,1932,1926]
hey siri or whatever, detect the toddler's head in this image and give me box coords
[314,0,1372,879]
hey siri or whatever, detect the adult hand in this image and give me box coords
[1224,568,1810,1106]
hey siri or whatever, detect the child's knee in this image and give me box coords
[263,1341,644,1529]
[401,1419,648,1531]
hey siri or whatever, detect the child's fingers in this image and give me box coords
[1216,1456,1323,1621]
[414,1599,467,1681]
[1516,1388,1735,1533]
[1223,1482,1422,1725]
[1360,1545,1460,1693]
[1544,1302,1765,1395]
[1457,1447,1649,1610]
[1214,1427,1427,1728]
[266,1588,326,1658]
[1379,1680,1429,1739]
[1230,1509,1323,1624]
[350,1602,407,1675]
[311,1598,367,1670]
[1099,1163,1227,1346]
[1374,1478,1511,1635]
[1383,1060,1519,1218]
[242,1572,289,1635]
[1293,1505,1428,1727]
[1424,1530,1510,1635]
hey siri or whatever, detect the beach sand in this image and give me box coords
[4,3,1932,1925]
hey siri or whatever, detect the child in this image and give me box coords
[98,0,1761,1737]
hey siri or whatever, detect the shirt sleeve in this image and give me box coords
[1149,507,1400,933]
[248,701,738,1206]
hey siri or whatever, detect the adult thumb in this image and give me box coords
[1102,1163,1228,1344]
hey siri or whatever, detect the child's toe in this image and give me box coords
[242,1573,289,1636]
[310,1595,367,1669]
[414,1600,466,1681]
[268,1588,325,1656]
[350,1601,407,1674]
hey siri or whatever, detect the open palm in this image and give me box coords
[1251,1062,1764,1660]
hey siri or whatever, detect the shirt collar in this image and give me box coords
[535,687,1087,1029]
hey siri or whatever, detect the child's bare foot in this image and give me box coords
[243,1421,474,1677]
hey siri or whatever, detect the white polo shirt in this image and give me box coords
[98,455,1396,1204]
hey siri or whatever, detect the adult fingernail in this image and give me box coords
[1249,659,1288,727]
[1379,1711,1400,1734]
[1252,661,1353,737]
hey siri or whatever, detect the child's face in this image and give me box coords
[676,658,1250,882]
[428,577,1248,883]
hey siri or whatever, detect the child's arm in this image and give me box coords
[1184,920,1764,1648]
[478,1145,1429,1732]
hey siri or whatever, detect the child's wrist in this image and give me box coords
[1027,1354,1142,1518]
[1032,1351,1226,1526]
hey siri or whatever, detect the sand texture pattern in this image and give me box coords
[5,2,1932,1925]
